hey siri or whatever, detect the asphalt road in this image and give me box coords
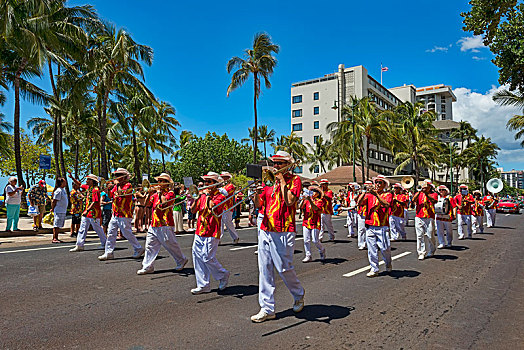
[1,213,523,350]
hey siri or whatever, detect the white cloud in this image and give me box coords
[472,56,486,61]
[453,85,524,169]
[457,35,485,52]
[426,45,450,53]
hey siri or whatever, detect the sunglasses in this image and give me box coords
[204,180,213,184]
[273,161,286,166]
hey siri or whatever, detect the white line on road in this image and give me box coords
[229,237,305,251]
[0,242,102,255]
[342,251,412,277]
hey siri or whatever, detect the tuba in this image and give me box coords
[486,178,503,194]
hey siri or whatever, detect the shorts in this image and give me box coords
[71,213,82,225]
[38,205,46,216]
[102,209,112,227]
[187,211,195,220]
[53,212,66,228]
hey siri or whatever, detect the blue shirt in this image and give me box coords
[101,191,112,211]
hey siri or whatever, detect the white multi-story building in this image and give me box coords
[290,64,401,178]
[499,168,524,189]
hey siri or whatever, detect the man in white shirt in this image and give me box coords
[51,178,69,243]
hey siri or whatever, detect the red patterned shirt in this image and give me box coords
[302,198,324,230]
[150,191,175,227]
[260,173,302,232]
[415,192,438,219]
[110,182,133,218]
[473,199,484,216]
[196,190,226,238]
[454,194,474,215]
[222,183,236,211]
[323,189,334,215]
[391,193,408,218]
[70,188,84,215]
[81,185,101,219]
[363,192,393,227]
[483,195,498,210]
[357,193,367,216]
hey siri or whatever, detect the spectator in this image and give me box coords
[173,186,186,234]
[51,177,68,243]
[4,177,23,232]
[101,185,113,234]
[28,180,48,231]
[69,182,84,237]
[186,192,196,232]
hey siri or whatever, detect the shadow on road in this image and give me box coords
[492,226,514,229]
[476,231,494,235]
[387,269,420,279]
[150,267,194,279]
[217,284,258,299]
[447,245,469,251]
[320,257,348,265]
[468,237,486,241]
[432,254,458,261]
[263,304,355,336]
[396,239,417,243]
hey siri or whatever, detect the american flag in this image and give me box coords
[381,66,389,72]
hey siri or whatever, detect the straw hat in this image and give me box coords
[201,171,221,183]
[8,176,17,183]
[459,184,468,190]
[270,150,293,163]
[437,185,449,193]
[372,175,390,187]
[393,183,403,189]
[154,173,173,183]
[319,179,330,185]
[86,174,99,182]
[309,185,324,198]
[220,171,233,180]
[421,179,435,189]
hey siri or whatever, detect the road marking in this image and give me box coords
[229,237,305,251]
[0,242,102,254]
[343,251,412,277]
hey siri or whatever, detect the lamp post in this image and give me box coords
[449,142,458,194]
[332,100,357,182]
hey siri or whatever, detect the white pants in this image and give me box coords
[389,215,405,240]
[76,216,106,247]
[142,226,186,270]
[457,214,472,239]
[346,210,357,236]
[366,225,392,272]
[357,214,367,249]
[221,210,239,241]
[485,209,496,227]
[472,215,484,234]
[436,220,453,246]
[415,217,436,256]
[257,213,264,231]
[320,214,335,240]
[105,217,142,254]
[192,235,228,288]
[258,230,304,314]
[303,227,324,257]
[173,210,184,232]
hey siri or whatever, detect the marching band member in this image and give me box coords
[454,184,474,239]
[356,180,373,250]
[99,168,145,261]
[319,179,335,242]
[413,180,438,260]
[483,191,498,227]
[435,185,455,248]
[252,151,305,323]
[69,174,107,252]
[190,172,230,295]
[137,173,188,275]
[219,171,240,244]
[346,183,358,238]
[300,185,326,263]
[358,175,393,277]
[389,183,408,241]
[472,190,485,234]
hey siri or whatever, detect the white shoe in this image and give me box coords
[137,267,154,275]
[366,270,379,278]
[191,286,211,295]
[175,257,188,271]
[302,255,312,263]
[219,271,230,290]
[358,246,366,250]
[343,224,348,228]
[233,238,240,245]
[418,254,425,260]
[437,244,444,249]
[293,292,305,313]
[132,247,145,259]
[251,309,276,323]
[319,249,326,261]
[98,253,114,261]
[69,245,84,252]
[254,250,258,255]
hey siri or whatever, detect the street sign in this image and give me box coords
[183,177,194,188]
[39,155,51,170]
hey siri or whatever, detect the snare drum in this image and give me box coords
[435,197,450,215]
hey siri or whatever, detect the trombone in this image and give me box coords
[187,180,228,199]
[210,181,259,218]
[262,161,301,184]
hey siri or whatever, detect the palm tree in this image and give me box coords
[257,125,275,160]
[493,89,524,146]
[451,120,477,149]
[305,135,335,173]
[386,101,438,181]
[0,99,13,157]
[461,136,500,189]
[241,127,258,152]
[272,132,307,162]
[153,101,179,171]
[227,32,279,163]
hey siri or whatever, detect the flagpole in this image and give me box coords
[380,63,383,85]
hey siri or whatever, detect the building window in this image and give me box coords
[294,166,303,174]
[313,106,319,115]
[441,114,446,120]
[292,123,302,131]
[292,95,302,104]
[314,165,320,173]
[292,109,302,118]
[314,135,319,143]
[313,121,319,129]
[313,92,319,100]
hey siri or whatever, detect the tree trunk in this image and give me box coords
[97,149,101,176]
[74,139,79,179]
[263,141,267,159]
[49,62,61,179]
[253,73,258,163]
[132,122,140,180]
[13,66,26,188]
[161,150,166,172]
[145,140,151,178]
[89,138,94,174]
[366,136,370,179]
[98,90,110,179]
[360,147,365,182]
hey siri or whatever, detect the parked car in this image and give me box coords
[496,200,520,214]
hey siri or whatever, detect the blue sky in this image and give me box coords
[3,0,523,177]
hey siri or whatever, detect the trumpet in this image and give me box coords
[262,161,300,184]
[187,180,227,199]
